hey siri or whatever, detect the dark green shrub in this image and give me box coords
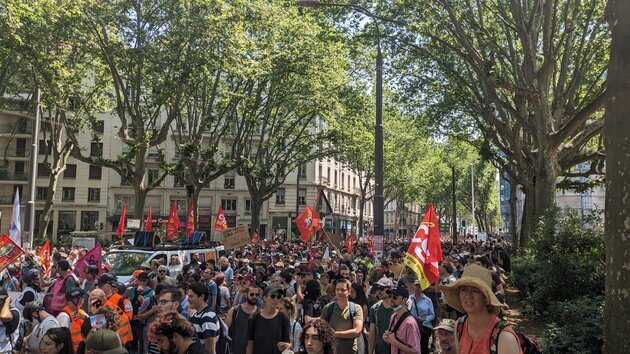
[511,255,543,299]
[524,208,604,314]
[543,295,603,354]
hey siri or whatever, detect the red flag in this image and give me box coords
[345,232,354,254]
[116,200,127,239]
[0,235,24,273]
[185,201,195,237]
[214,206,228,232]
[404,204,443,289]
[251,232,260,244]
[145,206,153,231]
[317,227,328,243]
[295,205,317,241]
[166,201,180,240]
[39,240,51,275]
[74,244,102,278]
[368,236,375,256]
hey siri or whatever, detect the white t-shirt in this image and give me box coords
[56,312,71,328]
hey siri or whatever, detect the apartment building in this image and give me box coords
[1,104,374,241]
[384,202,422,239]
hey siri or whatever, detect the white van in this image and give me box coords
[103,245,225,284]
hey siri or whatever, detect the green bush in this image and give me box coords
[543,296,604,354]
[511,255,543,299]
[521,208,605,315]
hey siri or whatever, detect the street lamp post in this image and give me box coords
[297,0,386,242]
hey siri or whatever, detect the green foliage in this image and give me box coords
[510,255,544,301]
[543,296,604,354]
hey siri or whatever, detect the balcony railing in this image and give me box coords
[0,196,15,204]
[0,122,31,134]
[0,171,28,181]
[2,148,30,158]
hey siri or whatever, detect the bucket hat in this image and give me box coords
[442,264,507,314]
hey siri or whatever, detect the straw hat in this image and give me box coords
[442,264,507,314]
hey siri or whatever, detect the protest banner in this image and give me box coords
[0,235,23,273]
[74,244,102,278]
[222,225,250,250]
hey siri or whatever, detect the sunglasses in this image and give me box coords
[268,293,283,300]
[249,293,259,297]
[158,270,166,273]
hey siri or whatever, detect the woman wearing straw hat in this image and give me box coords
[442,264,521,354]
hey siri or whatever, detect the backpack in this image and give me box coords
[322,301,356,324]
[215,315,232,354]
[456,315,542,354]
[302,297,329,324]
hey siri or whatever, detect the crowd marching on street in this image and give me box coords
[0,218,525,354]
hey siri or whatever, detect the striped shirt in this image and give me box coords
[190,306,220,339]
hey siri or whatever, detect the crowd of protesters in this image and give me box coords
[0,232,520,354]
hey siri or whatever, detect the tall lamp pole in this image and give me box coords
[297,0,390,243]
[471,163,475,237]
[26,87,41,249]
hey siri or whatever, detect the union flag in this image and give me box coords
[166,201,180,240]
[184,201,195,237]
[214,206,228,232]
[404,204,443,290]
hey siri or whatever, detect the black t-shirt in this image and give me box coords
[247,311,291,354]
[2,308,20,335]
[184,341,209,354]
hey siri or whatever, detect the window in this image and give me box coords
[327,167,331,180]
[38,163,50,177]
[334,170,338,187]
[121,176,130,186]
[88,188,100,203]
[352,196,357,209]
[298,188,306,205]
[39,140,51,155]
[341,173,345,189]
[90,142,103,157]
[245,199,251,215]
[276,188,285,205]
[58,211,76,232]
[174,174,185,187]
[16,138,26,157]
[221,198,236,211]
[92,120,104,134]
[348,175,351,191]
[14,161,25,177]
[224,171,235,189]
[148,169,160,186]
[89,165,102,180]
[172,199,187,212]
[298,165,307,180]
[62,187,75,202]
[318,164,322,181]
[36,187,48,200]
[80,211,99,231]
[64,164,77,179]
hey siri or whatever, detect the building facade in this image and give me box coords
[2,107,374,242]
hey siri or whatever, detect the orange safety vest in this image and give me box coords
[62,306,87,352]
[104,299,133,344]
[109,293,134,320]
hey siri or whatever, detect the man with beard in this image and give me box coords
[226,284,260,354]
[367,277,395,354]
[150,311,209,354]
[433,319,456,354]
[218,257,234,285]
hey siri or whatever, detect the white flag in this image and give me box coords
[323,247,330,259]
[9,189,21,245]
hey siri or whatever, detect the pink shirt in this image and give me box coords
[388,312,421,354]
[458,314,522,354]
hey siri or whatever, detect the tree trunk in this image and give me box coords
[509,179,518,254]
[534,151,559,222]
[133,188,148,220]
[519,185,536,252]
[37,171,61,241]
[603,1,630,351]
[250,195,264,239]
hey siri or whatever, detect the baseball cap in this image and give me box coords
[434,318,456,332]
[86,329,128,354]
[376,277,394,288]
[387,286,409,298]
